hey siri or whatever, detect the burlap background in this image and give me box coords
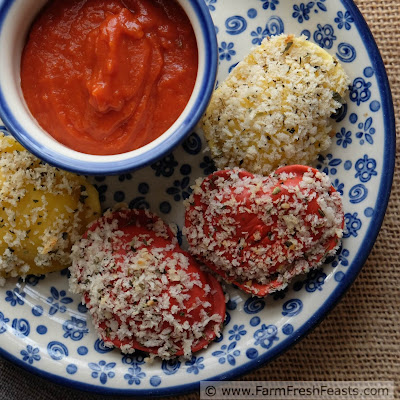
[0,0,399,399]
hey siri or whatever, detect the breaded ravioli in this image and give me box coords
[184,166,344,296]
[70,209,225,359]
[0,134,101,282]
[202,34,350,175]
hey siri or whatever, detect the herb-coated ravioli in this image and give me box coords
[202,34,350,175]
[69,209,225,360]
[0,134,101,282]
[184,166,344,296]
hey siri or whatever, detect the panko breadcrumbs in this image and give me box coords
[202,34,350,175]
[69,208,225,360]
[184,166,344,295]
[0,133,101,283]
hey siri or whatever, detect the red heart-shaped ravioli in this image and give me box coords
[70,208,225,359]
[184,165,344,296]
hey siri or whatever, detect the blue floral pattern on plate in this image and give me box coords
[89,361,116,385]
[20,345,40,365]
[0,0,394,396]
[185,356,205,375]
[46,287,73,316]
[212,342,241,366]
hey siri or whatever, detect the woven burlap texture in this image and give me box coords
[0,0,399,399]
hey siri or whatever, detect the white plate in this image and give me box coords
[0,0,395,396]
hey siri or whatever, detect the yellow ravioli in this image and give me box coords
[202,34,350,175]
[0,134,101,279]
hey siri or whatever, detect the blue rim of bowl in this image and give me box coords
[0,0,396,397]
[0,0,218,175]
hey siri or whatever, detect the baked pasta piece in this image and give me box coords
[184,166,344,296]
[70,209,225,359]
[202,34,350,175]
[0,134,101,282]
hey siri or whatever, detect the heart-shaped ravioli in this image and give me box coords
[69,208,225,359]
[184,165,344,296]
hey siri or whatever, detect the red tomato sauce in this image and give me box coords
[21,0,198,155]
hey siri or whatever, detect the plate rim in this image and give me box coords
[0,0,396,396]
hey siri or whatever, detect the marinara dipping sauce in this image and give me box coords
[21,0,198,155]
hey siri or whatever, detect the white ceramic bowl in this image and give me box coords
[0,0,217,175]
